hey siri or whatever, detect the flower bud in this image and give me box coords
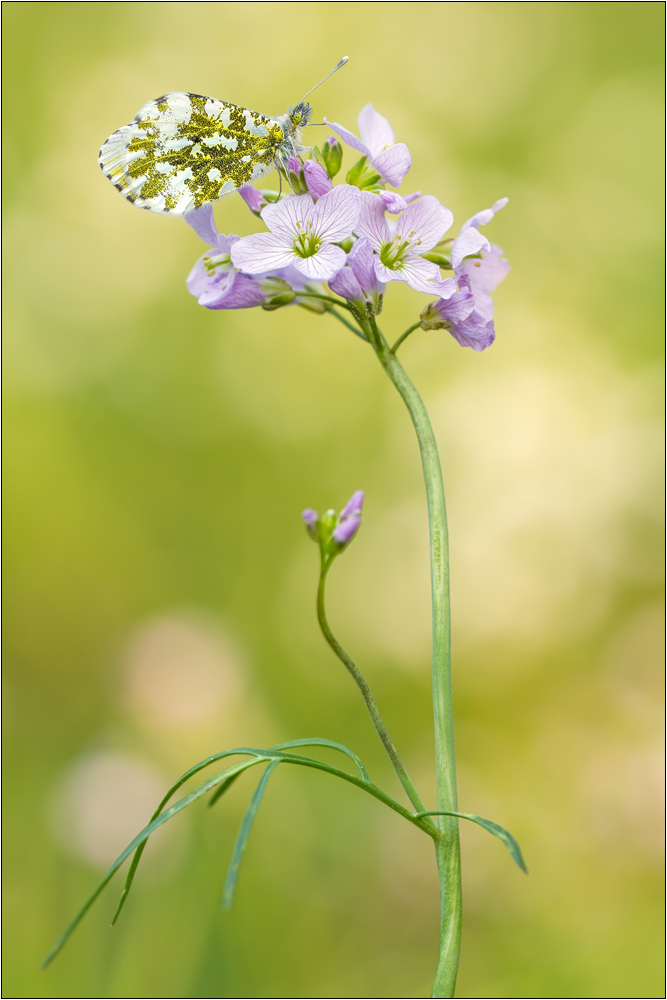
[321,509,337,533]
[302,508,319,541]
[378,191,408,214]
[340,490,364,519]
[303,159,333,199]
[321,136,343,178]
[301,493,365,557]
[287,156,308,194]
[259,276,297,311]
[238,184,268,217]
[332,515,361,547]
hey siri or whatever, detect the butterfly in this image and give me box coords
[98,58,348,217]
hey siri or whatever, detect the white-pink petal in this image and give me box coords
[458,246,510,294]
[185,203,219,247]
[231,233,296,273]
[459,196,508,233]
[356,192,390,249]
[378,190,408,214]
[372,143,412,187]
[451,228,491,268]
[261,193,314,239]
[399,256,449,295]
[323,118,371,158]
[310,184,360,242]
[357,104,395,157]
[293,243,346,281]
[397,196,454,251]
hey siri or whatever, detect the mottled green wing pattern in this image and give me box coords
[99,92,285,216]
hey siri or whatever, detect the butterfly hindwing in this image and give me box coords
[99,92,285,216]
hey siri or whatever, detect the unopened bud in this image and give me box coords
[260,276,297,311]
[303,159,333,199]
[287,156,308,194]
[238,184,268,216]
[302,508,319,541]
[332,515,361,547]
[321,509,337,533]
[322,136,343,178]
[340,490,364,519]
[421,251,452,268]
[262,292,296,311]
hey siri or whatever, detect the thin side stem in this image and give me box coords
[297,291,355,311]
[364,316,461,999]
[391,321,422,354]
[317,558,430,817]
[323,305,370,340]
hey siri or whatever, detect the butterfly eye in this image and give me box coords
[292,111,303,125]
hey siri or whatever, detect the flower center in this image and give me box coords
[292,220,322,259]
[379,230,421,271]
[203,252,233,276]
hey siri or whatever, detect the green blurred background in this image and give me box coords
[3,3,664,997]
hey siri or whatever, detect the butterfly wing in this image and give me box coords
[99,92,285,216]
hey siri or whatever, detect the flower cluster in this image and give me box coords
[185,105,509,351]
[302,490,364,557]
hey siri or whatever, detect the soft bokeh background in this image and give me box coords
[3,3,664,997]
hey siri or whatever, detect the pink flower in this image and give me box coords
[450,197,508,268]
[356,192,456,298]
[231,186,360,281]
[185,204,263,309]
[420,276,495,352]
[185,203,310,311]
[324,104,412,188]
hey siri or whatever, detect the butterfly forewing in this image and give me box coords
[99,92,285,216]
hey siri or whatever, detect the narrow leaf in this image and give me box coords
[265,751,431,832]
[111,748,269,924]
[43,756,268,967]
[222,760,280,910]
[416,810,528,873]
[208,769,244,808]
[270,738,370,782]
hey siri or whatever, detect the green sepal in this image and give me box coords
[345,155,368,185]
[421,252,452,269]
[357,171,382,191]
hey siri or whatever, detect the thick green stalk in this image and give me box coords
[365,317,461,998]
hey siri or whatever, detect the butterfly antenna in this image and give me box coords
[298,56,349,105]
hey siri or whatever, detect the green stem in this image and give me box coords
[297,291,354,311]
[391,321,422,354]
[317,558,431,817]
[324,305,370,341]
[364,316,461,999]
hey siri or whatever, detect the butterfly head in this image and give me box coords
[286,101,312,135]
